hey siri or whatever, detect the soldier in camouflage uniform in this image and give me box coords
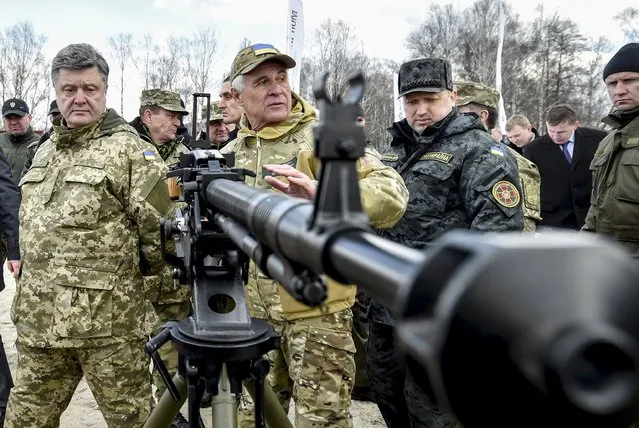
[4,43,170,428]
[455,80,541,232]
[368,58,524,428]
[583,43,639,258]
[221,43,408,428]
[129,89,191,426]
[203,103,232,150]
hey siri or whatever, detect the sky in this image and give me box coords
[0,0,635,125]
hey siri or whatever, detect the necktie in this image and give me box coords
[561,143,572,165]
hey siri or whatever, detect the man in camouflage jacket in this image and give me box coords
[222,43,409,428]
[4,43,170,428]
[455,80,541,233]
[368,58,524,428]
[129,89,191,424]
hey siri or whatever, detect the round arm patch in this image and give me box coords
[492,180,521,208]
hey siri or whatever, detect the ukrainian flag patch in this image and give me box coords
[143,151,156,160]
[490,145,505,156]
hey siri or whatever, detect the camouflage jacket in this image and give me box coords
[14,109,171,348]
[506,145,541,233]
[372,109,524,325]
[379,109,524,250]
[130,116,191,305]
[221,93,409,321]
[583,109,639,257]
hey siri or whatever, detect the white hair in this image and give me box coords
[231,74,245,94]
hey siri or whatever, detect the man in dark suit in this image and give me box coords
[523,104,607,230]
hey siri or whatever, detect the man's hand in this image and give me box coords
[263,164,317,200]
[8,260,20,279]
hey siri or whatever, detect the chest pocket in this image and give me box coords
[59,164,108,229]
[405,161,455,216]
[19,165,56,205]
[616,151,639,203]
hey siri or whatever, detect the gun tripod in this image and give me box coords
[144,231,294,428]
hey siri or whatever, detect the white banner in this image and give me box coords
[393,72,405,122]
[287,0,304,94]
[495,0,507,132]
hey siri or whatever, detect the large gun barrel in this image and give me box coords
[205,177,639,428]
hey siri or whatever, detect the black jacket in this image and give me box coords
[523,127,607,230]
[0,146,21,291]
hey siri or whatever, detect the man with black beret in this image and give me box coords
[368,57,525,428]
[583,43,639,257]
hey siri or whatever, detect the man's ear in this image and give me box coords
[575,120,580,128]
[232,88,243,106]
[142,108,153,124]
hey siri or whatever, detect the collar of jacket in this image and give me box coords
[7,126,37,144]
[52,109,133,148]
[236,92,317,142]
[603,106,639,129]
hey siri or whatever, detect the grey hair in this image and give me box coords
[51,43,109,88]
[231,74,245,93]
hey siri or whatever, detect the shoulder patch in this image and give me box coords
[492,180,520,208]
[420,152,453,163]
[143,150,156,161]
[381,153,399,162]
[490,145,505,156]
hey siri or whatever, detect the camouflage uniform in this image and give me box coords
[583,109,639,256]
[368,59,524,428]
[131,89,192,403]
[5,109,170,428]
[455,80,541,233]
[203,103,231,150]
[222,44,409,428]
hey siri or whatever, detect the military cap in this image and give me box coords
[140,89,189,115]
[230,43,296,81]
[454,81,500,110]
[2,98,29,117]
[203,103,224,123]
[48,100,60,115]
[397,58,453,98]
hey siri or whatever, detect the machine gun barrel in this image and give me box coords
[204,177,639,428]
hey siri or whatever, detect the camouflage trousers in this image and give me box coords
[4,339,151,428]
[238,309,356,428]
[151,301,192,403]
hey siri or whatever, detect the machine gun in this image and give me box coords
[145,72,639,428]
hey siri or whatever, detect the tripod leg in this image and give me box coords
[211,363,238,428]
[245,376,293,428]
[143,373,188,428]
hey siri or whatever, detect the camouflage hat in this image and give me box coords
[140,89,189,115]
[397,58,453,98]
[229,43,296,81]
[455,81,500,110]
[203,103,224,123]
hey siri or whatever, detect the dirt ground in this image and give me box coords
[0,266,386,427]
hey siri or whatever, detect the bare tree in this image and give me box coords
[406,4,462,61]
[108,32,133,114]
[300,19,395,150]
[183,25,219,93]
[0,21,50,123]
[300,19,369,101]
[239,37,252,50]
[614,7,639,42]
[134,34,155,90]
